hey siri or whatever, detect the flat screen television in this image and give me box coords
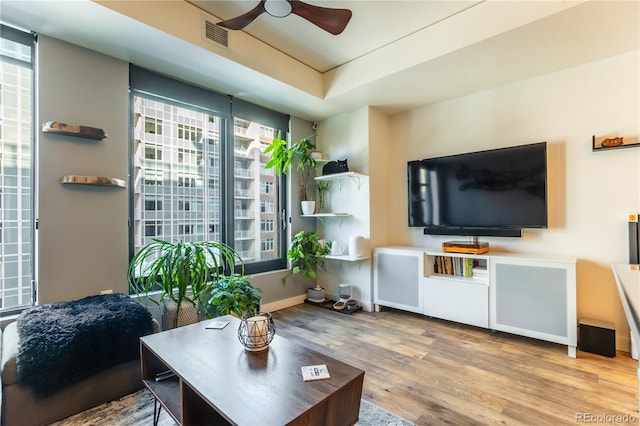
[408,142,547,237]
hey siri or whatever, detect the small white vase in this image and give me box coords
[301,201,316,215]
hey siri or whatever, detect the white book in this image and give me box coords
[301,364,331,381]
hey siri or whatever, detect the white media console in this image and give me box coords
[373,246,577,357]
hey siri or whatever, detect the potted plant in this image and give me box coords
[264,132,318,214]
[206,274,262,318]
[128,239,242,329]
[285,230,331,301]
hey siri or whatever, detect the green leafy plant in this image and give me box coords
[284,230,331,284]
[316,180,330,210]
[128,239,243,326]
[207,274,262,317]
[264,132,317,200]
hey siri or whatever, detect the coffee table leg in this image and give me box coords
[153,397,162,426]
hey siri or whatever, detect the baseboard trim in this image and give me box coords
[262,294,307,313]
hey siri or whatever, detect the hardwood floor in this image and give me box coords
[272,304,638,425]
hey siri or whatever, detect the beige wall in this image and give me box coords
[35,36,318,309]
[386,50,640,350]
[37,36,130,303]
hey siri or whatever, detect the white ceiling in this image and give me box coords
[1,1,638,121]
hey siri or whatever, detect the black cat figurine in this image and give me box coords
[322,159,349,175]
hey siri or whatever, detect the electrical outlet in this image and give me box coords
[100,289,114,295]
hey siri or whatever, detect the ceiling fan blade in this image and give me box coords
[217,1,267,30]
[290,0,352,35]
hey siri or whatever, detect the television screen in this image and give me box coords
[408,142,547,236]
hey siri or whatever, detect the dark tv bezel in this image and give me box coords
[409,142,548,237]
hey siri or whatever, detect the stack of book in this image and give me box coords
[472,266,488,282]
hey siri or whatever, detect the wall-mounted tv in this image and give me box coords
[408,142,548,237]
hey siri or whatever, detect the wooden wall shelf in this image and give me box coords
[592,135,639,151]
[60,175,126,188]
[42,122,107,140]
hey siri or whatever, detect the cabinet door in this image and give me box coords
[373,249,423,314]
[490,257,576,347]
[423,277,489,328]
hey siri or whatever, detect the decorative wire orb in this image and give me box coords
[238,312,276,351]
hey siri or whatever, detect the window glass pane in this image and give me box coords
[133,96,221,252]
[0,26,34,311]
[233,119,280,264]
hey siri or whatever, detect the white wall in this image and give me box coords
[37,36,130,303]
[387,50,640,349]
[315,107,391,310]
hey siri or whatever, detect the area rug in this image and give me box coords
[51,389,414,426]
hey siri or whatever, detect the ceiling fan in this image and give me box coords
[216,0,352,35]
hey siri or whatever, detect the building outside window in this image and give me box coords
[0,25,35,312]
[261,219,274,232]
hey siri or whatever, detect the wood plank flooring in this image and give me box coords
[271,304,638,425]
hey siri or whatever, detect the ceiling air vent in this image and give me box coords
[204,19,228,48]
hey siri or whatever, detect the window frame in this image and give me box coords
[0,24,37,313]
[129,66,289,276]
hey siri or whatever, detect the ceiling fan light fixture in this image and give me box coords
[216,0,352,35]
[264,0,292,18]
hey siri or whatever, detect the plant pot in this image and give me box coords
[307,287,325,303]
[301,201,316,215]
[163,300,200,330]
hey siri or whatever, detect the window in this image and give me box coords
[177,124,202,142]
[261,238,274,251]
[144,117,162,135]
[130,66,288,275]
[261,200,274,213]
[144,199,162,211]
[144,144,162,160]
[260,219,274,232]
[144,222,161,237]
[261,181,274,194]
[0,25,35,312]
[144,169,163,186]
[260,161,275,176]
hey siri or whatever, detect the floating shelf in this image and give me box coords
[42,121,107,140]
[592,135,639,151]
[324,254,369,262]
[315,172,366,190]
[301,213,351,218]
[60,175,127,188]
[301,212,351,226]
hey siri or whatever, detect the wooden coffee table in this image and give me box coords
[140,315,365,425]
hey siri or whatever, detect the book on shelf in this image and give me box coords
[433,256,478,278]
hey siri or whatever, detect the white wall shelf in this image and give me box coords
[301,212,351,226]
[325,254,369,262]
[315,172,366,190]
